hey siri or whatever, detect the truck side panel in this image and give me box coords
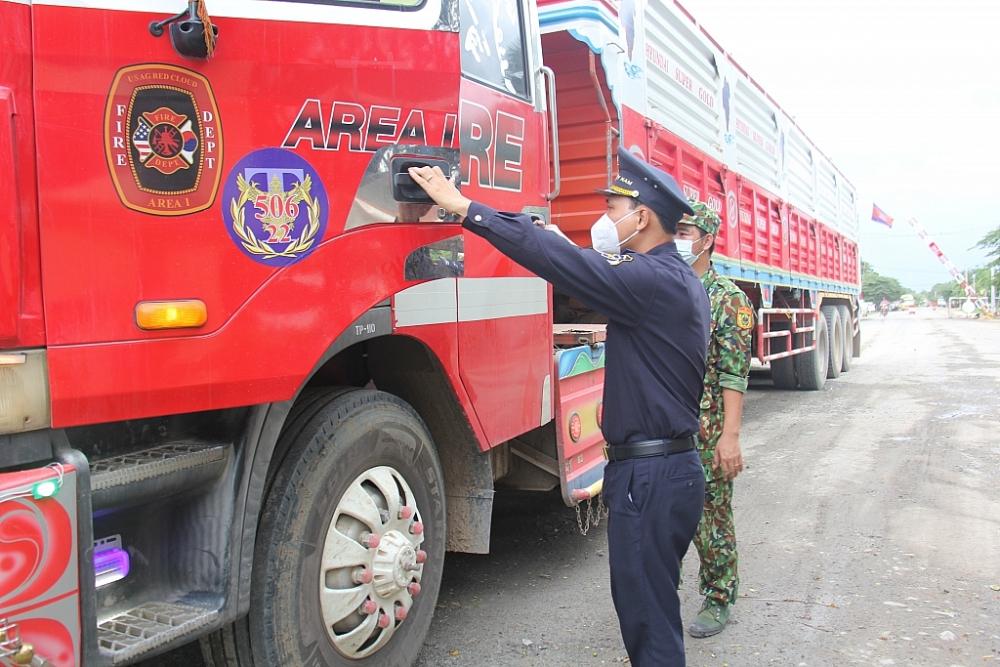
[0,0,45,349]
[29,5,481,427]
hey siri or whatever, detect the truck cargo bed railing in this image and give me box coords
[757,308,817,363]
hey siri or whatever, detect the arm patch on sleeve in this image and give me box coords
[599,251,634,266]
[736,306,753,330]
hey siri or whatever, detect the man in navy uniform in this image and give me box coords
[409,147,709,666]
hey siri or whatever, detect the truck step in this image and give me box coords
[90,440,229,509]
[97,600,217,664]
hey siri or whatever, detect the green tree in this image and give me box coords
[969,265,999,295]
[928,280,963,301]
[861,262,907,302]
[975,227,1000,268]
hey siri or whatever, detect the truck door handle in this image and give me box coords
[391,157,453,204]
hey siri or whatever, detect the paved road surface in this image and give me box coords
[153,310,1000,666]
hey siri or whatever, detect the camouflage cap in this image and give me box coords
[682,200,722,236]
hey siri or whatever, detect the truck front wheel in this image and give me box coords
[204,389,446,666]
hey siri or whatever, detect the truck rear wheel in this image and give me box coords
[795,312,828,390]
[852,317,862,359]
[768,320,797,389]
[821,305,842,379]
[837,304,853,372]
[203,388,446,666]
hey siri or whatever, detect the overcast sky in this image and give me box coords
[680,0,1000,291]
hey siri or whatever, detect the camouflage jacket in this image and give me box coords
[698,268,753,472]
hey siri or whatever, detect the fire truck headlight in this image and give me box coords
[0,349,51,435]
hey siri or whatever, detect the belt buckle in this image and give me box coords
[602,445,610,461]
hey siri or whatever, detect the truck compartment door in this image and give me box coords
[551,327,607,506]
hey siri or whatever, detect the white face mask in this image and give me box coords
[676,237,708,265]
[590,209,640,254]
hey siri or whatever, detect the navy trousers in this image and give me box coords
[604,449,705,666]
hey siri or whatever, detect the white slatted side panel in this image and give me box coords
[838,179,859,239]
[643,1,723,157]
[815,158,839,226]
[732,78,780,191]
[784,126,814,214]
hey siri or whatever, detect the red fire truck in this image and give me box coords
[0,0,860,664]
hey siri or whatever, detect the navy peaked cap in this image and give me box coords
[598,147,694,231]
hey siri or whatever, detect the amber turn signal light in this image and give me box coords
[135,300,207,330]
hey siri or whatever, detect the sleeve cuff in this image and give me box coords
[463,202,498,228]
[719,373,748,393]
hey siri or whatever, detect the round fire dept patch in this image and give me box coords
[222,148,329,267]
[104,64,223,216]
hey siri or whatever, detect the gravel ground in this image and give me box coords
[151,310,1000,666]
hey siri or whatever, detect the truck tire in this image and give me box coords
[203,388,446,667]
[821,305,842,379]
[837,304,853,372]
[768,320,797,389]
[795,311,828,390]
[851,310,862,359]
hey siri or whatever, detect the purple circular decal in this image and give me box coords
[222,148,328,267]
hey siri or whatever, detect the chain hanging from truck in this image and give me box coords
[574,493,608,536]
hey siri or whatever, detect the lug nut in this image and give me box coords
[361,532,381,548]
[360,599,377,615]
[409,521,424,535]
[415,550,427,564]
[398,505,415,520]
[377,611,391,629]
[395,605,408,622]
[352,567,373,585]
[407,582,422,596]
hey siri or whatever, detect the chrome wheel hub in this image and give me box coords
[318,466,426,659]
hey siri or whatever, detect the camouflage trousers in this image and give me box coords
[692,477,739,606]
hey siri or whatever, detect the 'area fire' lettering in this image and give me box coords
[283,98,525,193]
[282,99,457,152]
[459,100,524,192]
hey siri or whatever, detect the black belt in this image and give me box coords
[604,436,696,462]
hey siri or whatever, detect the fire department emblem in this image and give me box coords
[104,64,222,216]
[132,107,198,175]
[222,148,329,267]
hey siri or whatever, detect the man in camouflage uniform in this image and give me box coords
[675,201,754,638]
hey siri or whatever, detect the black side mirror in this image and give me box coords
[391,157,454,204]
[150,1,219,59]
[168,17,218,59]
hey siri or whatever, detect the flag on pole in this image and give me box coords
[871,204,894,228]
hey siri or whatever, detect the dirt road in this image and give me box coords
[155,311,1000,666]
[415,311,1000,666]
